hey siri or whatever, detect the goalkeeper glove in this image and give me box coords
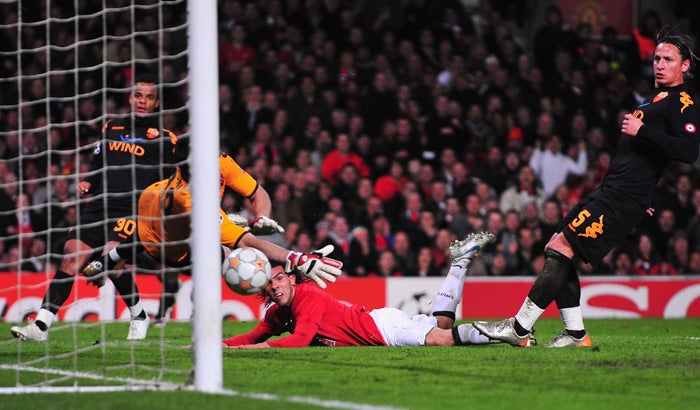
[251,215,285,235]
[227,213,250,229]
[285,245,342,289]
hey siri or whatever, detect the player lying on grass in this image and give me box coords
[80,138,342,330]
[223,232,535,348]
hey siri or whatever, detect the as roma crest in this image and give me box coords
[146,128,160,139]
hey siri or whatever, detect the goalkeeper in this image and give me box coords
[223,232,533,348]
[81,137,342,324]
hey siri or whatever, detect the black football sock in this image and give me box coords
[111,272,146,319]
[452,326,465,345]
[513,320,529,337]
[40,270,75,320]
[157,273,180,319]
[528,249,572,309]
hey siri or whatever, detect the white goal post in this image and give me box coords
[187,0,223,393]
[0,0,221,394]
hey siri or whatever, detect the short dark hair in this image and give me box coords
[134,71,159,85]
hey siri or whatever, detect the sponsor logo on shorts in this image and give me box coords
[567,209,605,239]
[577,215,605,239]
[685,123,696,133]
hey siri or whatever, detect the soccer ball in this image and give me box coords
[222,247,272,295]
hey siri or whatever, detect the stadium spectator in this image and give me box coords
[430,228,454,274]
[528,135,588,197]
[440,196,470,240]
[464,193,486,232]
[645,208,678,260]
[424,94,465,159]
[688,250,700,274]
[219,24,256,86]
[415,246,440,277]
[475,30,699,348]
[361,71,398,138]
[663,173,696,228]
[446,160,476,205]
[223,233,519,348]
[372,249,402,278]
[346,226,377,277]
[612,249,634,275]
[410,209,439,253]
[19,237,50,273]
[320,133,370,186]
[391,231,416,276]
[11,192,47,258]
[668,230,691,273]
[498,165,546,217]
[474,146,509,194]
[374,159,407,204]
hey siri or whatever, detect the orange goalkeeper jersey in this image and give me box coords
[137,152,258,265]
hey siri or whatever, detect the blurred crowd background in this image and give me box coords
[2,0,700,277]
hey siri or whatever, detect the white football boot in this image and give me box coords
[127,316,150,340]
[10,322,48,341]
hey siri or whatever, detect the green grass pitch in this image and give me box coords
[1,318,699,409]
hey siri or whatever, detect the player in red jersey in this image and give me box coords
[223,232,534,348]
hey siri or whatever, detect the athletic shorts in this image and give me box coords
[560,185,646,265]
[369,307,437,346]
[138,178,246,265]
[65,201,137,250]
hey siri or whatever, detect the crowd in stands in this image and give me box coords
[1,0,700,277]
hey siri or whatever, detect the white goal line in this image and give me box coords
[0,364,406,410]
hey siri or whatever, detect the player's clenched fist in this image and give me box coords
[285,245,342,288]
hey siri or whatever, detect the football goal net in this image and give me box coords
[0,0,222,393]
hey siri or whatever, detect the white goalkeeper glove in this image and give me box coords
[227,213,250,229]
[285,245,343,289]
[250,215,285,235]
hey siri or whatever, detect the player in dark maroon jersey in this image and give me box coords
[223,232,534,348]
[11,73,179,341]
[475,28,699,348]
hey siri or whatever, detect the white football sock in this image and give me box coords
[432,264,467,315]
[559,306,585,331]
[514,297,544,331]
[108,247,122,263]
[456,323,494,345]
[129,300,146,319]
[35,309,54,329]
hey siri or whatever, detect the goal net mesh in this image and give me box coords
[0,0,197,392]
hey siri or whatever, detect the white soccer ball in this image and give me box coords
[222,247,272,295]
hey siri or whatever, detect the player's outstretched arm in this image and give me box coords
[285,245,343,289]
[238,236,342,288]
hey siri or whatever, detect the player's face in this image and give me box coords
[129,82,160,116]
[265,269,296,306]
[653,43,690,88]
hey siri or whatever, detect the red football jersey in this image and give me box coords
[223,283,386,347]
